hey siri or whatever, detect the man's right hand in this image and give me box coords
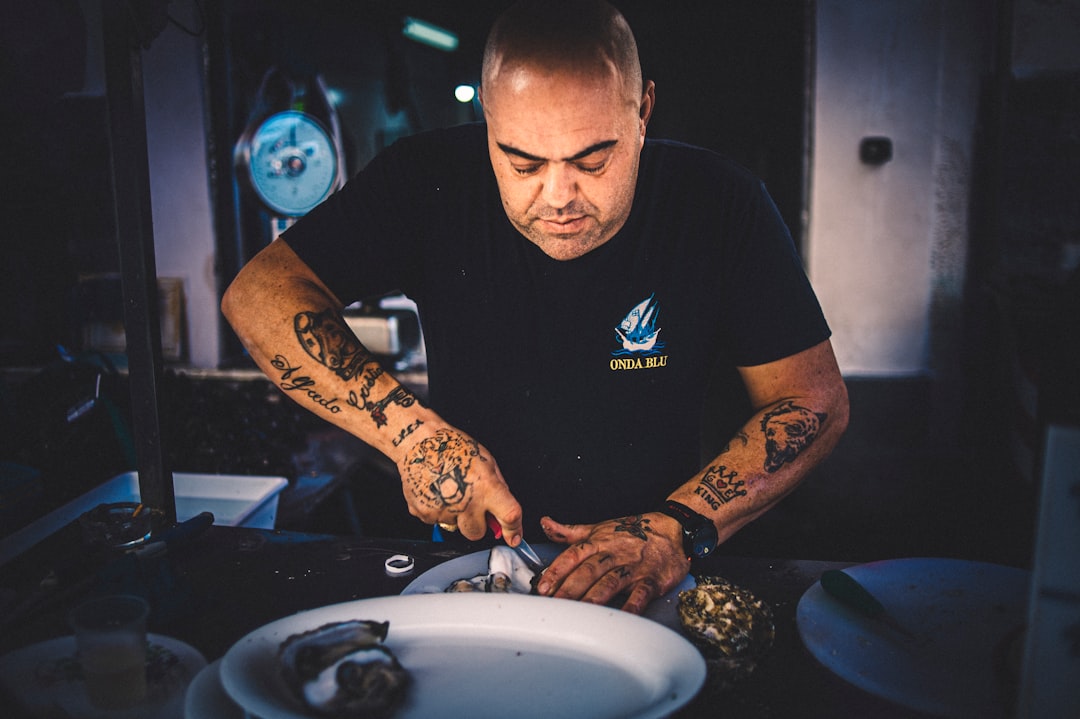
[395,425,523,544]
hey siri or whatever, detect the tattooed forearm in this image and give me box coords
[402,429,483,514]
[695,464,747,510]
[295,309,372,380]
[271,355,343,413]
[290,309,422,431]
[293,320,418,427]
[613,515,652,541]
[760,400,827,473]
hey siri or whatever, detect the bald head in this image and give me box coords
[479,0,654,260]
[482,0,643,100]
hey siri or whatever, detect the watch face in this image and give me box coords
[690,523,719,559]
[691,529,718,558]
[244,110,338,216]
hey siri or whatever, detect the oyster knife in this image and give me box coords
[486,514,544,568]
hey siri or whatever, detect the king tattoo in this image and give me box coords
[695,464,747,511]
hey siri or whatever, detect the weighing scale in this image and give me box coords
[235,71,344,240]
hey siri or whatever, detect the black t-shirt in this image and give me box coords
[284,123,829,537]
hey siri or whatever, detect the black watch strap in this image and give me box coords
[656,500,718,559]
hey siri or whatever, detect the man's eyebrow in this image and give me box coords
[496,140,618,163]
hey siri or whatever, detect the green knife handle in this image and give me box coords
[820,569,886,618]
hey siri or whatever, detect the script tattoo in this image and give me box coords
[271,355,342,414]
[294,309,371,380]
[696,464,746,510]
[292,310,420,429]
[760,400,827,473]
[613,515,652,541]
[393,419,424,447]
[403,429,483,514]
[346,365,417,427]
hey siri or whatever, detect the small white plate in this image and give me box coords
[797,557,1029,718]
[401,544,695,630]
[0,633,206,719]
[185,659,244,719]
[220,593,705,719]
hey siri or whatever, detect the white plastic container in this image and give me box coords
[0,472,288,566]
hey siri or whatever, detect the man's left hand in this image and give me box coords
[536,513,690,614]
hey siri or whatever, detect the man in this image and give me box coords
[222,0,848,614]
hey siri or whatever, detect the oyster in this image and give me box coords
[678,576,774,692]
[445,545,540,594]
[278,619,409,718]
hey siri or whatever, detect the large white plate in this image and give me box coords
[401,544,695,630]
[796,557,1029,718]
[221,593,705,719]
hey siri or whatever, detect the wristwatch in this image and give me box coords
[656,500,718,559]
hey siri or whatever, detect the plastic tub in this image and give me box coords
[0,472,287,566]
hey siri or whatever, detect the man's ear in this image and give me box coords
[639,80,656,133]
[477,85,492,121]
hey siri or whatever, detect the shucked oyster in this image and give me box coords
[278,619,410,718]
[446,545,540,594]
[678,576,774,691]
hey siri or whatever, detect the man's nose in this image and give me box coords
[540,163,577,209]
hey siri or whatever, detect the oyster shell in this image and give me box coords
[445,546,539,594]
[278,619,409,718]
[446,577,487,592]
[678,576,774,692]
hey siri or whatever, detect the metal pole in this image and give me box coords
[100,0,176,525]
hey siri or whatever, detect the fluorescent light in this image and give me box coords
[324,87,344,107]
[454,84,476,103]
[403,17,459,52]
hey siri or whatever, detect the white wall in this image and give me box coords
[79,0,220,368]
[141,0,220,368]
[807,0,990,376]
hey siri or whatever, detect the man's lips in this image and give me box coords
[538,216,588,234]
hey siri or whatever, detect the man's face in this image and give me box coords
[481,62,653,261]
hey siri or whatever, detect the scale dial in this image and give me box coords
[243,110,339,217]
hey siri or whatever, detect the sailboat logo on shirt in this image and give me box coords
[610,294,668,370]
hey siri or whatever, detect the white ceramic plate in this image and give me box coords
[221,593,705,719]
[797,557,1029,718]
[400,544,695,630]
[185,658,244,719]
[0,633,206,719]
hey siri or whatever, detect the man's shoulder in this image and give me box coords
[640,138,764,208]
[643,138,757,182]
[386,122,487,159]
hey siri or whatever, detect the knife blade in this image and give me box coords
[486,514,544,567]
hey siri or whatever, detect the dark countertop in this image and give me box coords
[0,524,942,718]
